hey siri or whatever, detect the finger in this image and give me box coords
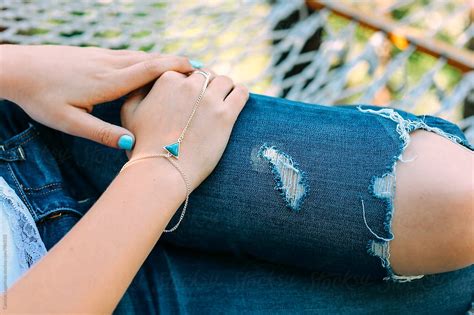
[113,56,194,96]
[109,49,158,56]
[120,85,149,127]
[184,69,215,95]
[157,70,188,82]
[115,51,159,68]
[207,75,234,101]
[126,83,153,106]
[63,107,135,150]
[206,68,216,80]
[192,68,216,77]
[144,71,187,100]
[224,84,249,116]
[186,68,216,84]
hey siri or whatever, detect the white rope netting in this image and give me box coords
[1,0,472,142]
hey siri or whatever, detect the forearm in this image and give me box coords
[4,157,184,313]
[0,45,25,102]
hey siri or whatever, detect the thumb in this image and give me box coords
[63,107,135,150]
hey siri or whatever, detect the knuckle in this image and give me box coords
[143,59,161,74]
[160,70,178,82]
[162,56,186,69]
[206,68,216,76]
[148,51,161,58]
[224,75,234,84]
[176,56,188,66]
[234,84,249,99]
[182,78,199,90]
[95,125,114,146]
[235,84,248,93]
[91,71,108,81]
[241,84,250,95]
[216,75,233,86]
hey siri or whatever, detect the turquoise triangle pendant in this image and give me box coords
[164,142,180,158]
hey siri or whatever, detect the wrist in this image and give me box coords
[128,147,199,193]
[118,154,186,203]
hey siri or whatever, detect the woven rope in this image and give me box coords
[1,0,472,142]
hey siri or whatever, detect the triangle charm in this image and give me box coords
[163,142,180,158]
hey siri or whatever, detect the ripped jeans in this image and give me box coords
[0,95,472,314]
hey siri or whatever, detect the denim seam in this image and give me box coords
[15,132,40,147]
[23,182,63,193]
[4,127,33,144]
[2,124,40,149]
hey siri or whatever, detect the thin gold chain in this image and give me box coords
[119,70,210,232]
[177,70,211,143]
[120,154,191,232]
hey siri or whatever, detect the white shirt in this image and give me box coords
[0,176,46,293]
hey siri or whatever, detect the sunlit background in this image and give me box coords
[1,0,472,141]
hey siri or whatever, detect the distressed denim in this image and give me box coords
[0,96,472,314]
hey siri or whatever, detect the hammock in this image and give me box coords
[1,0,472,142]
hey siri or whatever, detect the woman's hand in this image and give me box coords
[0,44,196,149]
[121,70,249,191]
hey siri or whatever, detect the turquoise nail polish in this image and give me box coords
[118,135,134,150]
[190,59,203,69]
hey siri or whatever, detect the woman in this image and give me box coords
[0,44,472,313]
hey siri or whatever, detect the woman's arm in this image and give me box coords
[2,68,248,313]
[4,157,183,313]
[0,44,196,149]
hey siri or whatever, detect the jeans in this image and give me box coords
[0,95,472,314]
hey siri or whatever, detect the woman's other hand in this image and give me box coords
[0,44,195,149]
[121,70,249,191]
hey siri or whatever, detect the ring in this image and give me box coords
[192,70,211,88]
[193,70,210,78]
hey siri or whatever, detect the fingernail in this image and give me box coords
[190,59,203,69]
[118,135,134,150]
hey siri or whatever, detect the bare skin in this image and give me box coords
[0,44,249,313]
[0,44,195,148]
[391,130,474,276]
[0,44,472,312]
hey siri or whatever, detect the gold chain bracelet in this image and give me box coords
[119,70,211,232]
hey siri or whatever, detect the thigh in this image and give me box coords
[60,95,474,281]
[2,99,471,313]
